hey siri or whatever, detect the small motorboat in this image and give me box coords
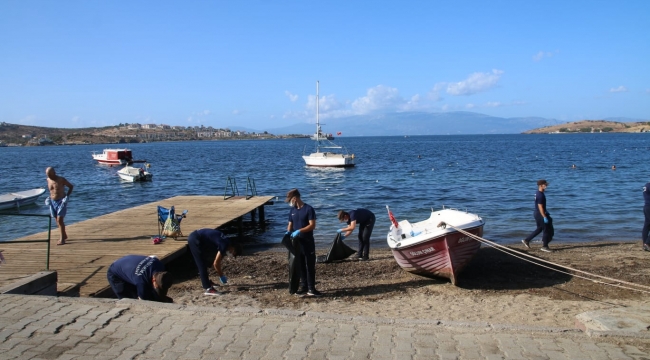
[117,165,153,182]
[0,188,47,210]
[92,148,146,166]
[386,206,484,285]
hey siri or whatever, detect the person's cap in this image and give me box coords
[285,188,300,203]
[537,179,548,186]
[153,271,173,297]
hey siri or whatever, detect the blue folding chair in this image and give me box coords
[157,205,188,239]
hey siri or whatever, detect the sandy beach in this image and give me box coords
[167,240,650,330]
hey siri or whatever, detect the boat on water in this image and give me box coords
[92,148,133,165]
[117,165,153,182]
[310,126,334,141]
[386,206,484,285]
[302,81,355,168]
[0,188,47,210]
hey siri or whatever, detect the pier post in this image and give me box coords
[250,208,257,222]
[238,216,243,239]
[259,205,265,223]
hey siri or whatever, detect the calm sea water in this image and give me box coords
[1,134,649,248]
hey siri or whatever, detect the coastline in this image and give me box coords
[165,240,650,329]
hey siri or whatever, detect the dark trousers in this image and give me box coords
[188,232,213,289]
[643,206,650,245]
[357,215,375,259]
[298,237,317,291]
[524,212,554,247]
[106,266,137,299]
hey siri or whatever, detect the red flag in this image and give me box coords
[386,206,399,228]
[337,131,342,136]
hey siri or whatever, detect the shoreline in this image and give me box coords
[165,240,650,329]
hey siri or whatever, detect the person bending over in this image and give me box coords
[187,228,242,296]
[337,208,376,261]
[106,255,173,302]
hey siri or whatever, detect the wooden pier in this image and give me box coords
[0,195,274,297]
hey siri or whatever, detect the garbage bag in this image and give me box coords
[282,233,303,294]
[316,233,357,263]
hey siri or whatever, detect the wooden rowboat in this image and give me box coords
[386,207,484,285]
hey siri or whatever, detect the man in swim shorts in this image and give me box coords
[45,167,74,245]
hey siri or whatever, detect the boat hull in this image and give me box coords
[390,225,483,285]
[302,153,355,167]
[0,188,47,210]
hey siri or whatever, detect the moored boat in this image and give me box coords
[386,206,484,285]
[92,148,134,165]
[117,165,153,182]
[0,188,47,210]
[302,81,355,167]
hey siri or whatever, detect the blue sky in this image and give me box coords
[1,1,648,130]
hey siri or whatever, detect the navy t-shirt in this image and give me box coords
[288,203,316,239]
[348,208,374,224]
[644,183,650,206]
[534,190,547,215]
[110,255,165,301]
[194,228,230,254]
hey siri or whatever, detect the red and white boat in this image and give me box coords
[91,148,134,165]
[386,206,484,285]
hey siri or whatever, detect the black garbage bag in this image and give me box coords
[316,233,357,263]
[281,233,303,294]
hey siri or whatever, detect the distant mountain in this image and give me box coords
[261,111,561,136]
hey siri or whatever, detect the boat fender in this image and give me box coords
[437,221,447,229]
[351,154,355,159]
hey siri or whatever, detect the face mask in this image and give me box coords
[289,199,296,207]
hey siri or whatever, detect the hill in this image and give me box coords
[523,120,650,134]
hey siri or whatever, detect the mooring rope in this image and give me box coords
[443,223,650,294]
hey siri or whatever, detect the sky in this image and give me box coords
[1,1,649,130]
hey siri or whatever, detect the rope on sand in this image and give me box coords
[444,223,650,295]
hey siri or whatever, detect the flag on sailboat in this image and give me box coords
[386,205,399,228]
[337,131,342,136]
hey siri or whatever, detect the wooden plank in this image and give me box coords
[0,195,273,296]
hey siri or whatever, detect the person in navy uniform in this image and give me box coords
[642,182,650,252]
[337,208,376,261]
[106,255,173,302]
[187,228,242,296]
[522,179,554,252]
[286,188,322,297]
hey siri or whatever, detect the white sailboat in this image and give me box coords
[302,81,355,167]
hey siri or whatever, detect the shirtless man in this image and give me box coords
[45,167,74,245]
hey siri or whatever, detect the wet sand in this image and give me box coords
[166,240,650,329]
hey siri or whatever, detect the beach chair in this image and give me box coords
[157,205,188,240]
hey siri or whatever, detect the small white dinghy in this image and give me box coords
[117,165,153,182]
[0,188,47,210]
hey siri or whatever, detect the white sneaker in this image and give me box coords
[204,287,221,296]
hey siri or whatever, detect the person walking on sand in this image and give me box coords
[286,188,322,297]
[642,181,650,252]
[187,228,242,296]
[337,208,376,261]
[45,167,73,245]
[106,255,173,302]
[522,179,554,252]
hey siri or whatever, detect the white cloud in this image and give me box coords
[201,110,211,115]
[232,110,240,115]
[351,85,405,114]
[609,86,628,93]
[446,69,504,96]
[285,91,298,102]
[71,116,80,123]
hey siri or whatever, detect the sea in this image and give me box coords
[1,133,649,249]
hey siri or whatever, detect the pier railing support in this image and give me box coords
[224,177,239,200]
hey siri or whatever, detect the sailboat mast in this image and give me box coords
[316,81,319,140]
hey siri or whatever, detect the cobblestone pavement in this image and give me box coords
[0,294,648,359]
